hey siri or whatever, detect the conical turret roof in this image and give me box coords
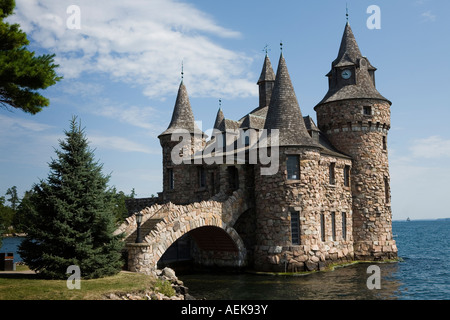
[257,54,276,84]
[332,22,363,68]
[316,22,390,107]
[159,81,203,137]
[213,107,225,131]
[264,53,317,147]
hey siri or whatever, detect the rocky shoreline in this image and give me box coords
[104,267,196,300]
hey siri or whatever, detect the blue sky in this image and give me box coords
[0,0,449,220]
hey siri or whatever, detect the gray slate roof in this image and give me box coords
[257,54,276,84]
[159,81,203,137]
[264,53,318,147]
[317,22,390,107]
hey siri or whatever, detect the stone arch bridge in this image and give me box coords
[114,189,252,274]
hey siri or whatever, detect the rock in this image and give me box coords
[161,267,177,280]
[305,261,318,271]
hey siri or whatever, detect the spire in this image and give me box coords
[316,23,390,107]
[257,53,276,110]
[257,54,276,85]
[213,106,225,131]
[159,82,202,137]
[264,53,316,147]
[332,22,363,68]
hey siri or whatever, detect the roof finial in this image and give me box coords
[263,44,270,56]
[346,3,349,22]
[219,98,222,109]
[181,60,184,82]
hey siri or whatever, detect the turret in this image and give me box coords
[254,53,321,271]
[158,81,205,203]
[315,22,397,260]
[257,54,276,110]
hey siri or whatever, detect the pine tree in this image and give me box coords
[19,117,124,279]
[0,0,62,114]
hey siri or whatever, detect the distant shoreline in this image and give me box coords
[393,218,449,222]
[1,233,27,238]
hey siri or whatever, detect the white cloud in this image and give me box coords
[89,135,158,154]
[9,0,255,99]
[92,103,163,132]
[410,136,450,159]
[0,114,61,166]
[421,11,437,22]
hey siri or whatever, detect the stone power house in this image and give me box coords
[118,23,398,273]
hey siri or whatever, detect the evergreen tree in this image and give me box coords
[0,0,62,114]
[19,117,124,279]
[6,186,18,210]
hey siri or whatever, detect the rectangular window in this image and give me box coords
[329,163,336,185]
[344,165,350,187]
[291,211,300,245]
[342,212,347,240]
[168,168,174,190]
[287,155,300,180]
[382,136,387,151]
[210,172,215,195]
[198,167,206,188]
[320,213,325,242]
[331,212,336,241]
[363,106,372,115]
[384,176,390,204]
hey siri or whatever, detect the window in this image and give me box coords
[384,176,390,204]
[329,163,336,185]
[363,106,372,115]
[342,212,347,240]
[287,155,300,180]
[228,166,239,191]
[291,211,300,245]
[344,165,350,187]
[211,172,215,194]
[168,168,174,190]
[198,167,206,188]
[382,136,387,151]
[331,212,336,241]
[320,213,326,242]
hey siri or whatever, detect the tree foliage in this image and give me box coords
[0,0,62,114]
[19,117,124,279]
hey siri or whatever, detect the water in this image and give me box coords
[178,220,450,300]
[0,237,24,263]
[1,220,448,299]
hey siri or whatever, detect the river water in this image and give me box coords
[178,220,450,300]
[1,220,448,300]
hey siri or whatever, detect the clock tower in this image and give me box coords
[315,22,397,261]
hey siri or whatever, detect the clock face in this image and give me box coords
[341,69,352,79]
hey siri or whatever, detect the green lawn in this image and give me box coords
[0,266,157,300]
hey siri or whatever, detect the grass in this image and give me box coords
[0,265,157,300]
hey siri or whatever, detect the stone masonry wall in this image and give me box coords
[315,99,397,260]
[253,147,354,272]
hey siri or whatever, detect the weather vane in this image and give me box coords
[346,3,349,22]
[181,61,184,82]
[262,44,270,55]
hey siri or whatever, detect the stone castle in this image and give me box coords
[119,22,397,273]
